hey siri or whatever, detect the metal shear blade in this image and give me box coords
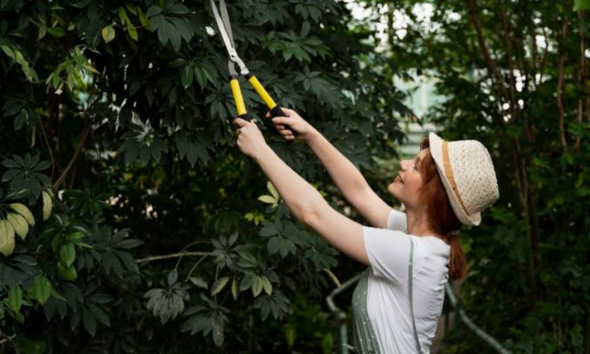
[210,0,248,75]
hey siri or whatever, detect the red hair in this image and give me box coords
[416,137,467,280]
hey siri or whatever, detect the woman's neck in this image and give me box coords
[405,208,444,239]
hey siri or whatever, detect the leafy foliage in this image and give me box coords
[0,0,405,352]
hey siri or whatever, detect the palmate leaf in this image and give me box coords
[147,6,194,51]
[253,290,290,320]
[258,220,282,237]
[120,123,168,164]
[181,294,229,347]
[145,285,190,324]
[2,154,52,204]
[175,132,214,166]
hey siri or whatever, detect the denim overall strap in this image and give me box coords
[409,238,423,354]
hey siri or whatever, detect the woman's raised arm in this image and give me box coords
[269,110,392,229]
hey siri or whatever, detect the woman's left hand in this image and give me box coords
[232,117,267,159]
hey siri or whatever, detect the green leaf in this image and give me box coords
[7,213,28,240]
[169,4,190,14]
[258,195,277,204]
[101,25,115,43]
[82,307,97,336]
[59,243,76,267]
[170,17,192,42]
[574,0,590,10]
[261,276,272,296]
[211,277,230,296]
[0,220,15,256]
[138,8,150,29]
[181,66,193,89]
[321,333,334,354]
[28,275,52,305]
[267,236,280,254]
[47,27,66,37]
[231,278,238,300]
[146,5,162,17]
[8,285,22,312]
[42,190,53,221]
[118,7,130,24]
[168,269,178,286]
[239,273,255,291]
[189,277,208,289]
[252,276,263,297]
[259,221,280,237]
[58,261,77,281]
[211,314,225,347]
[193,66,208,88]
[267,181,280,201]
[9,203,35,226]
[127,25,138,41]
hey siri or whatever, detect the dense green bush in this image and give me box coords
[0,0,405,353]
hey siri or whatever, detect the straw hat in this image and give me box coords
[428,132,499,226]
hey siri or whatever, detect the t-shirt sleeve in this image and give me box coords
[363,226,411,283]
[386,209,408,232]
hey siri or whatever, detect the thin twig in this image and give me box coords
[535,26,550,97]
[557,20,568,150]
[52,111,92,190]
[36,113,55,180]
[135,251,211,264]
[575,11,585,151]
[185,254,211,281]
[498,4,517,118]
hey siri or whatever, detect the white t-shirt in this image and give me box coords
[363,209,450,353]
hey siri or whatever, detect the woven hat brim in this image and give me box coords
[429,132,481,226]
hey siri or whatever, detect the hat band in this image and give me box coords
[442,140,471,216]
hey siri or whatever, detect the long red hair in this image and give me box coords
[416,137,467,280]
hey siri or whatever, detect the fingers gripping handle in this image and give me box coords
[269,106,298,138]
[230,77,251,121]
[247,74,298,138]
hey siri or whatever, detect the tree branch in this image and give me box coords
[575,10,585,151]
[135,251,211,264]
[557,20,568,150]
[498,3,520,128]
[535,26,550,98]
[466,0,509,105]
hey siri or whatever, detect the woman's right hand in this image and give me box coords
[266,108,314,142]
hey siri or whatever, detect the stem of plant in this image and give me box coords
[174,240,210,270]
[184,254,210,282]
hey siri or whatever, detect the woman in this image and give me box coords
[232,108,499,354]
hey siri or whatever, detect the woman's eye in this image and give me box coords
[414,164,418,171]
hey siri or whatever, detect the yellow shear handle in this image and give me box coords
[247,75,277,109]
[230,78,247,116]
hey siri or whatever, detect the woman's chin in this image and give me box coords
[387,183,399,195]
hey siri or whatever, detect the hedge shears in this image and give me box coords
[210,0,297,137]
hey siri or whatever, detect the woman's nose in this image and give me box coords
[399,160,408,171]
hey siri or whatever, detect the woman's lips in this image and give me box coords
[395,175,403,184]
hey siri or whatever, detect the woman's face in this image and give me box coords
[388,149,429,209]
